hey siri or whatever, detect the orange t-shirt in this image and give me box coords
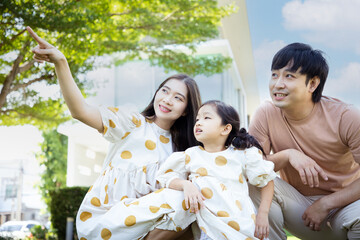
[249,96,360,196]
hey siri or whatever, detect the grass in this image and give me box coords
[286,230,301,240]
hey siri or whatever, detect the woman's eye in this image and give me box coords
[175,96,183,102]
[205,117,211,119]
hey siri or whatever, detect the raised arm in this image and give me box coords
[27,27,103,132]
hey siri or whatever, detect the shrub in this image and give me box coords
[49,187,88,240]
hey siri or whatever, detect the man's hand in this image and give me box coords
[302,197,330,231]
[287,149,328,187]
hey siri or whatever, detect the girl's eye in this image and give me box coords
[205,117,211,119]
[161,88,168,93]
[195,118,199,122]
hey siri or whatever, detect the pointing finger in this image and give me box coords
[26,26,48,46]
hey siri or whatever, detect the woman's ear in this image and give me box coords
[221,124,232,136]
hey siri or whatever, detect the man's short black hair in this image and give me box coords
[271,43,329,102]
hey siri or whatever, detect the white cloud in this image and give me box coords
[324,62,360,107]
[253,40,287,101]
[282,0,360,54]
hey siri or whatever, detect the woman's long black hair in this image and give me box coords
[142,74,201,151]
[202,100,265,155]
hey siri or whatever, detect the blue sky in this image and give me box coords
[246,0,360,109]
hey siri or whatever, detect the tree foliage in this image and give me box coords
[36,129,68,209]
[0,0,235,128]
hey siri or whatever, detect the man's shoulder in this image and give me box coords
[255,100,282,117]
[319,96,354,114]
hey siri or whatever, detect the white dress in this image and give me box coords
[96,145,277,240]
[76,105,174,240]
[155,145,277,240]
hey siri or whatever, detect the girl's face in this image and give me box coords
[194,104,225,144]
[153,79,188,130]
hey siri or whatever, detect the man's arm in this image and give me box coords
[302,177,360,231]
[267,150,328,188]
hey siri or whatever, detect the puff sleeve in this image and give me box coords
[98,104,142,143]
[156,152,188,188]
[243,147,277,187]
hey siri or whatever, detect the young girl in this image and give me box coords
[108,100,276,240]
[156,100,276,240]
[26,27,201,239]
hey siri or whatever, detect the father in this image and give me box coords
[248,43,360,239]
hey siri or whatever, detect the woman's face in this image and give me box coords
[153,79,188,130]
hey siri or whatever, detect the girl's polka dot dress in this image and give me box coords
[154,146,277,240]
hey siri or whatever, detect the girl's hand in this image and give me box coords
[254,211,269,240]
[26,26,66,64]
[182,181,205,214]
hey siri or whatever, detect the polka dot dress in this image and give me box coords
[155,146,277,240]
[76,105,174,239]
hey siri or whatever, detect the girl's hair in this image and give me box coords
[142,74,201,151]
[202,100,265,155]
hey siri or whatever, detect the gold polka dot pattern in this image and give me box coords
[91,197,101,207]
[124,215,136,226]
[217,211,230,217]
[239,173,244,183]
[215,156,227,166]
[132,116,141,127]
[79,211,92,222]
[101,228,112,240]
[149,206,160,213]
[121,132,130,140]
[160,135,170,143]
[228,220,240,231]
[201,187,213,199]
[145,140,156,150]
[107,107,119,113]
[121,151,132,159]
[185,154,191,164]
[109,120,116,128]
[196,167,208,176]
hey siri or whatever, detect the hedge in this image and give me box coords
[49,186,88,240]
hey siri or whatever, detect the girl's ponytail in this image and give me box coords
[232,128,265,155]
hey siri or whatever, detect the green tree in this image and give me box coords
[1,0,235,129]
[36,129,67,209]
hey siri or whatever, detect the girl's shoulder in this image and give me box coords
[184,145,206,154]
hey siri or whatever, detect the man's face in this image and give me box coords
[269,64,313,111]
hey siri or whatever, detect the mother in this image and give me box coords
[27,26,201,239]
